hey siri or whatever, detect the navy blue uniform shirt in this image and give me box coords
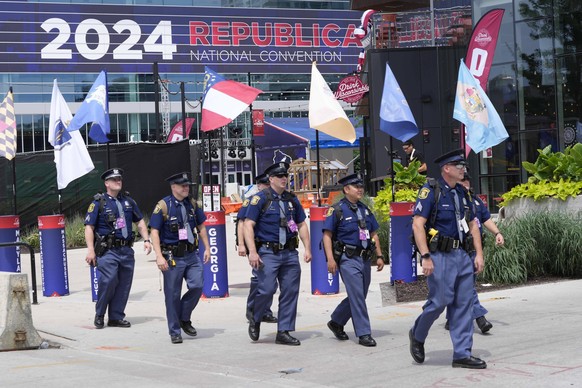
[244,187,306,243]
[84,193,143,240]
[413,177,475,239]
[471,194,491,234]
[237,198,250,220]
[323,198,379,248]
[149,196,206,245]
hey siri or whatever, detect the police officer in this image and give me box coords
[149,172,211,344]
[323,173,385,347]
[408,149,487,369]
[243,162,312,345]
[444,172,504,333]
[84,168,152,329]
[237,173,277,323]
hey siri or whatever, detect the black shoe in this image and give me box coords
[409,329,425,364]
[94,315,104,329]
[275,331,301,346]
[358,335,377,347]
[248,318,260,341]
[262,314,278,323]
[444,320,450,331]
[170,335,183,344]
[107,319,131,328]
[327,320,349,341]
[246,309,253,322]
[452,356,487,369]
[180,320,197,337]
[476,316,493,333]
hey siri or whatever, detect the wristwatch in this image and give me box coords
[421,253,431,259]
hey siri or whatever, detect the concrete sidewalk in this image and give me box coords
[2,219,581,387]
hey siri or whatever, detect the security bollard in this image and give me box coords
[0,215,20,273]
[200,211,229,298]
[38,215,70,297]
[310,206,339,295]
[389,202,417,283]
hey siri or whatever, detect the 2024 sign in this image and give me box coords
[40,18,177,61]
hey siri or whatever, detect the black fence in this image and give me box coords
[0,140,200,229]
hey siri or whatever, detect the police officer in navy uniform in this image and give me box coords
[323,173,385,347]
[444,172,504,333]
[237,173,277,324]
[408,149,487,369]
[149,172,211,344]
[243,162,312,345]
[84,168,152,329]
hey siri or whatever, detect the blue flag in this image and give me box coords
[67,71,110,143]
[453,60,508,153]
[379,62,419,142]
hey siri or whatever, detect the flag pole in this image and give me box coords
[9,87,17,214]
[316,130,322,206]
[11,158,16,214]
[247,72,256,177]
[58,189,63,214]
[390,137,395,203]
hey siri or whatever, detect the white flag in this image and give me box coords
[48,80,94,189]
[308,62,356,143]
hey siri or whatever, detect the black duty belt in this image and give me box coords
[341,243,373,259]
[161,241,197,257]
[112,239,133,248]
[257,239,298,253]
[436,235,473,253]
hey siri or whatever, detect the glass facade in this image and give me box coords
[473,0,582,211]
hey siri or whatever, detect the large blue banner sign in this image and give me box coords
[0,2,361,74]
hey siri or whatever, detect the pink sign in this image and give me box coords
[333,75,369,103]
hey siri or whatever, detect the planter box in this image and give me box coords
[501,195,582,220]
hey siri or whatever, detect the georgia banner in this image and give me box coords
[201,67,262,132]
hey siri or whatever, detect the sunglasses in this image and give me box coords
[448,162,467,169]
[108,177,122,182]
[273,173,288,178]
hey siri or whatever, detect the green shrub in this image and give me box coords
[481,211,582,284]
[500,144,582,206]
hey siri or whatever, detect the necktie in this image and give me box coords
[115,198,128,239]
[278,199,286,246]
[180,202,195,244]
[451,189,463,242]
[355,206,368,248]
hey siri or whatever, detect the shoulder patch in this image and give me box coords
[418,188,430,200]
[326,207,335,217]
[87,203,95,213]
[153,204,162,214]
[250,195,261,206]
[242,199,250,207]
